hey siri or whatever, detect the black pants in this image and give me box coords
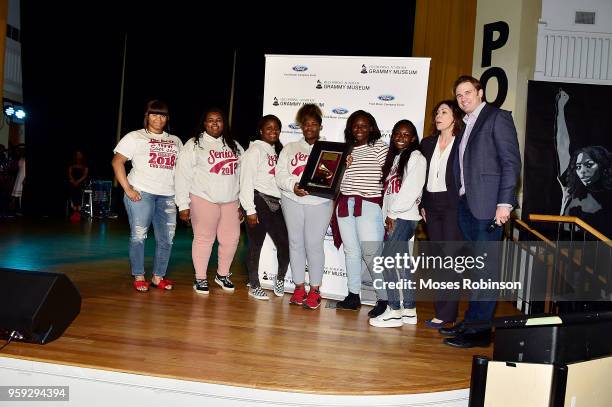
[423,191,463,322]
[245,192,290,288]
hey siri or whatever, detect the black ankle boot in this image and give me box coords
[368,300,388,318]
[336,292,361,310]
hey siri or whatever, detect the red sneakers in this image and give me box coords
[289,287,307,305]
[303,289,321,310]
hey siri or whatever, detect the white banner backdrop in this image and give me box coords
[258,55,430,301]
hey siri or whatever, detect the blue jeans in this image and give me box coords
[380,219,417,310]
[457,196,502,330]
[336,198,385,298]
[123,191,177,277]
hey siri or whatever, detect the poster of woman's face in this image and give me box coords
[576,152,599,185]
[524,81,612,239]
[563,145,611,218]
[568,146,611,191]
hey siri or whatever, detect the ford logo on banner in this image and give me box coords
[378,95,395,101]
[332,107,349,115]
[289,123,301,129]
[292,65,308,72]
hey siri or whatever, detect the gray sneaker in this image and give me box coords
[248,286,269,301]
[273,277,285,297]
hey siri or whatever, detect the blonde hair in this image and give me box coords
[295,104,322,125]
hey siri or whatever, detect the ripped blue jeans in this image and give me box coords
[123,191,177,277]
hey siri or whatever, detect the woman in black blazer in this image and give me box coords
[420,100,464,328]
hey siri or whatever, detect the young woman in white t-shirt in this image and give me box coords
[112,100,183,292]
[174,108,244,295]
[275,104,334,310]
[369,119,426,328]
[239,114,289,301]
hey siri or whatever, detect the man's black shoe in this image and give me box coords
[443,330,491,348]
[439,322,465,337]
[367,300,388,318]
[336,292,361,310]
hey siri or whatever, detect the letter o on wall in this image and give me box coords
[480,67,508,108]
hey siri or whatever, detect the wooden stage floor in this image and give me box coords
[0,218,520,395]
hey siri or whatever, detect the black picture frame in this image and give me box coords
[298,141,351,199]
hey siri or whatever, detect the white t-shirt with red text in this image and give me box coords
[239,140,280,215]
[174,132,244,210]
[382,150,426,221]
[114,129,183,196]
[275,138,329,205]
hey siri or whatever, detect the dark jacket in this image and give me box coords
[420,133,461,210]
[452,103,521,220]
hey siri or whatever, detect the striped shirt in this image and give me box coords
[340,139,388,197]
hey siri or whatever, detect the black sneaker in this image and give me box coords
[214,273,235,292]
[193,279,209,295]
[368,300,388,318]
[336,292,361,310]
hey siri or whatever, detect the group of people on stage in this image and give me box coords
[112,74,521,348]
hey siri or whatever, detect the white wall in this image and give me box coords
[8,0,20,29]
[0,357,470,407]
[541,0,612,33]
[472,0,541,212]
[535,0,612,84]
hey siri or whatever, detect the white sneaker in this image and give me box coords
[369,307,403,328]
[248,286,269,301]
[402,307,418,325]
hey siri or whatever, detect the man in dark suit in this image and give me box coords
[441,75,521,348]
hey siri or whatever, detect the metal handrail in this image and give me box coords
[529,214,611,245]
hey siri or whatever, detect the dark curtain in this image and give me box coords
[21,2,416,216]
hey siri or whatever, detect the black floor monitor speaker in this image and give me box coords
[0,268,81,344]
[492,311,612,364]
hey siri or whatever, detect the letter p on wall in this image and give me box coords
[482,21,509,68]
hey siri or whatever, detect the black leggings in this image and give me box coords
[245,192,290,288]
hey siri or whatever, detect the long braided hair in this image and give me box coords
[193,107,240,155]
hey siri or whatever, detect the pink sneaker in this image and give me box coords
[289,287,307,305]
[303,289,321,310]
